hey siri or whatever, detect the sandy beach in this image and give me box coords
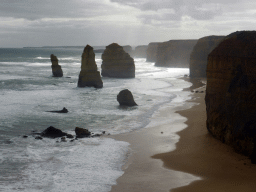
[110,78,256,192]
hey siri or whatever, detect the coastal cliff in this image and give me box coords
[50,54,63,77]
[134,45,148,58]
[205,31,256,160]
[146,42,159,62]
[101,43,135,78]
[77,45,103,88]
[190,36,224,78]
[155,40,197,68]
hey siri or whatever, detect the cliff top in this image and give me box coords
[210,31,256,57]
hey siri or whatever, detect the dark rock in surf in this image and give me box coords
[46,107,68,113]
[41,126,71,138]
[75,127,91,138]
[117,89,137,106]
[50,54,63,77]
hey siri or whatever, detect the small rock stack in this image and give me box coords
[50,54,63,77]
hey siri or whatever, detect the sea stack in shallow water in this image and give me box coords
[189,35,224,78]
[77,45,103,88]
[205,31,256,162]
[117,89,137,106]
[50,54,63,77]
[146,42,159,62]
[101,43,135,78]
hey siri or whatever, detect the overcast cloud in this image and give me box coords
[1,0,256,47]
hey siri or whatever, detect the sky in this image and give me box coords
[1,0,256,48]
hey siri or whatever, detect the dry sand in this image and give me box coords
[110,78,256,192]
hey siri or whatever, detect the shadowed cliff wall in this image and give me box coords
[155,40,197,68]
[190,36,224,78]
[205,31,256,159]
[146,42,160,62]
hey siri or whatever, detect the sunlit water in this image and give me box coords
[0,47,191,192]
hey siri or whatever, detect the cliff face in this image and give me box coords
[146,42,159,62]
[134,45,148,58]
[77,45,103,88]
[205,31,256,159]
[50,54,63,77]
[190,36,224,78]
[101,43,135,78]
[155,40,198,68]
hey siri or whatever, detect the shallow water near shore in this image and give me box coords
[0,47,191,192]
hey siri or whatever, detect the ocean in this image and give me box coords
[0,47,192,192]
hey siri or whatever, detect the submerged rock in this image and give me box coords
[101,43,135,78]
[117,89,137,106]
[77,45,103,88]
[46,107,68,113]
[50,54,63,77]
[205,31,256,162]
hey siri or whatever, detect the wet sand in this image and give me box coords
[110,78,256,192]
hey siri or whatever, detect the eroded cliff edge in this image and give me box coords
[205,31,256,160]
[190,35,225,78]
[155,40,197,68]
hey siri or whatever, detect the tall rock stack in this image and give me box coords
[155,40,198,68]
[77,45,103,88]
[205,31,256,160]
[189,36,224,78]
[101,43,135,78]
[50,54,63,77]
[146,42,159,62]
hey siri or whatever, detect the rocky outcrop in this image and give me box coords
[155,40,198,67]
[77,45,103,88]
[134,45,148,58]
[146,42,159,62]
[50,54,63,77]
[75,127,91,138]
[41,126,73,138]
[117,89,137,106]
[205,31,256,161]
[190,36,224,78]
[101,43,135,78]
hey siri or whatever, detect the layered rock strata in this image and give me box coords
[190,36,224,78]
[101,43,135,78]
[205,31,256,161]
[77,45,103,88]
[50,54,63,77]
[146,42,159,62]
[155,40,198,67]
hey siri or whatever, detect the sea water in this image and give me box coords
[0,47,191,192]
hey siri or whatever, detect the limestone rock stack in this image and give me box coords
[50,54,63,77]
[155,40,197,68]
[77,45,103,88]
[146,42,159,62]
[205,31,256,160]
[101,43,135,78]
[190,36,224,78]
